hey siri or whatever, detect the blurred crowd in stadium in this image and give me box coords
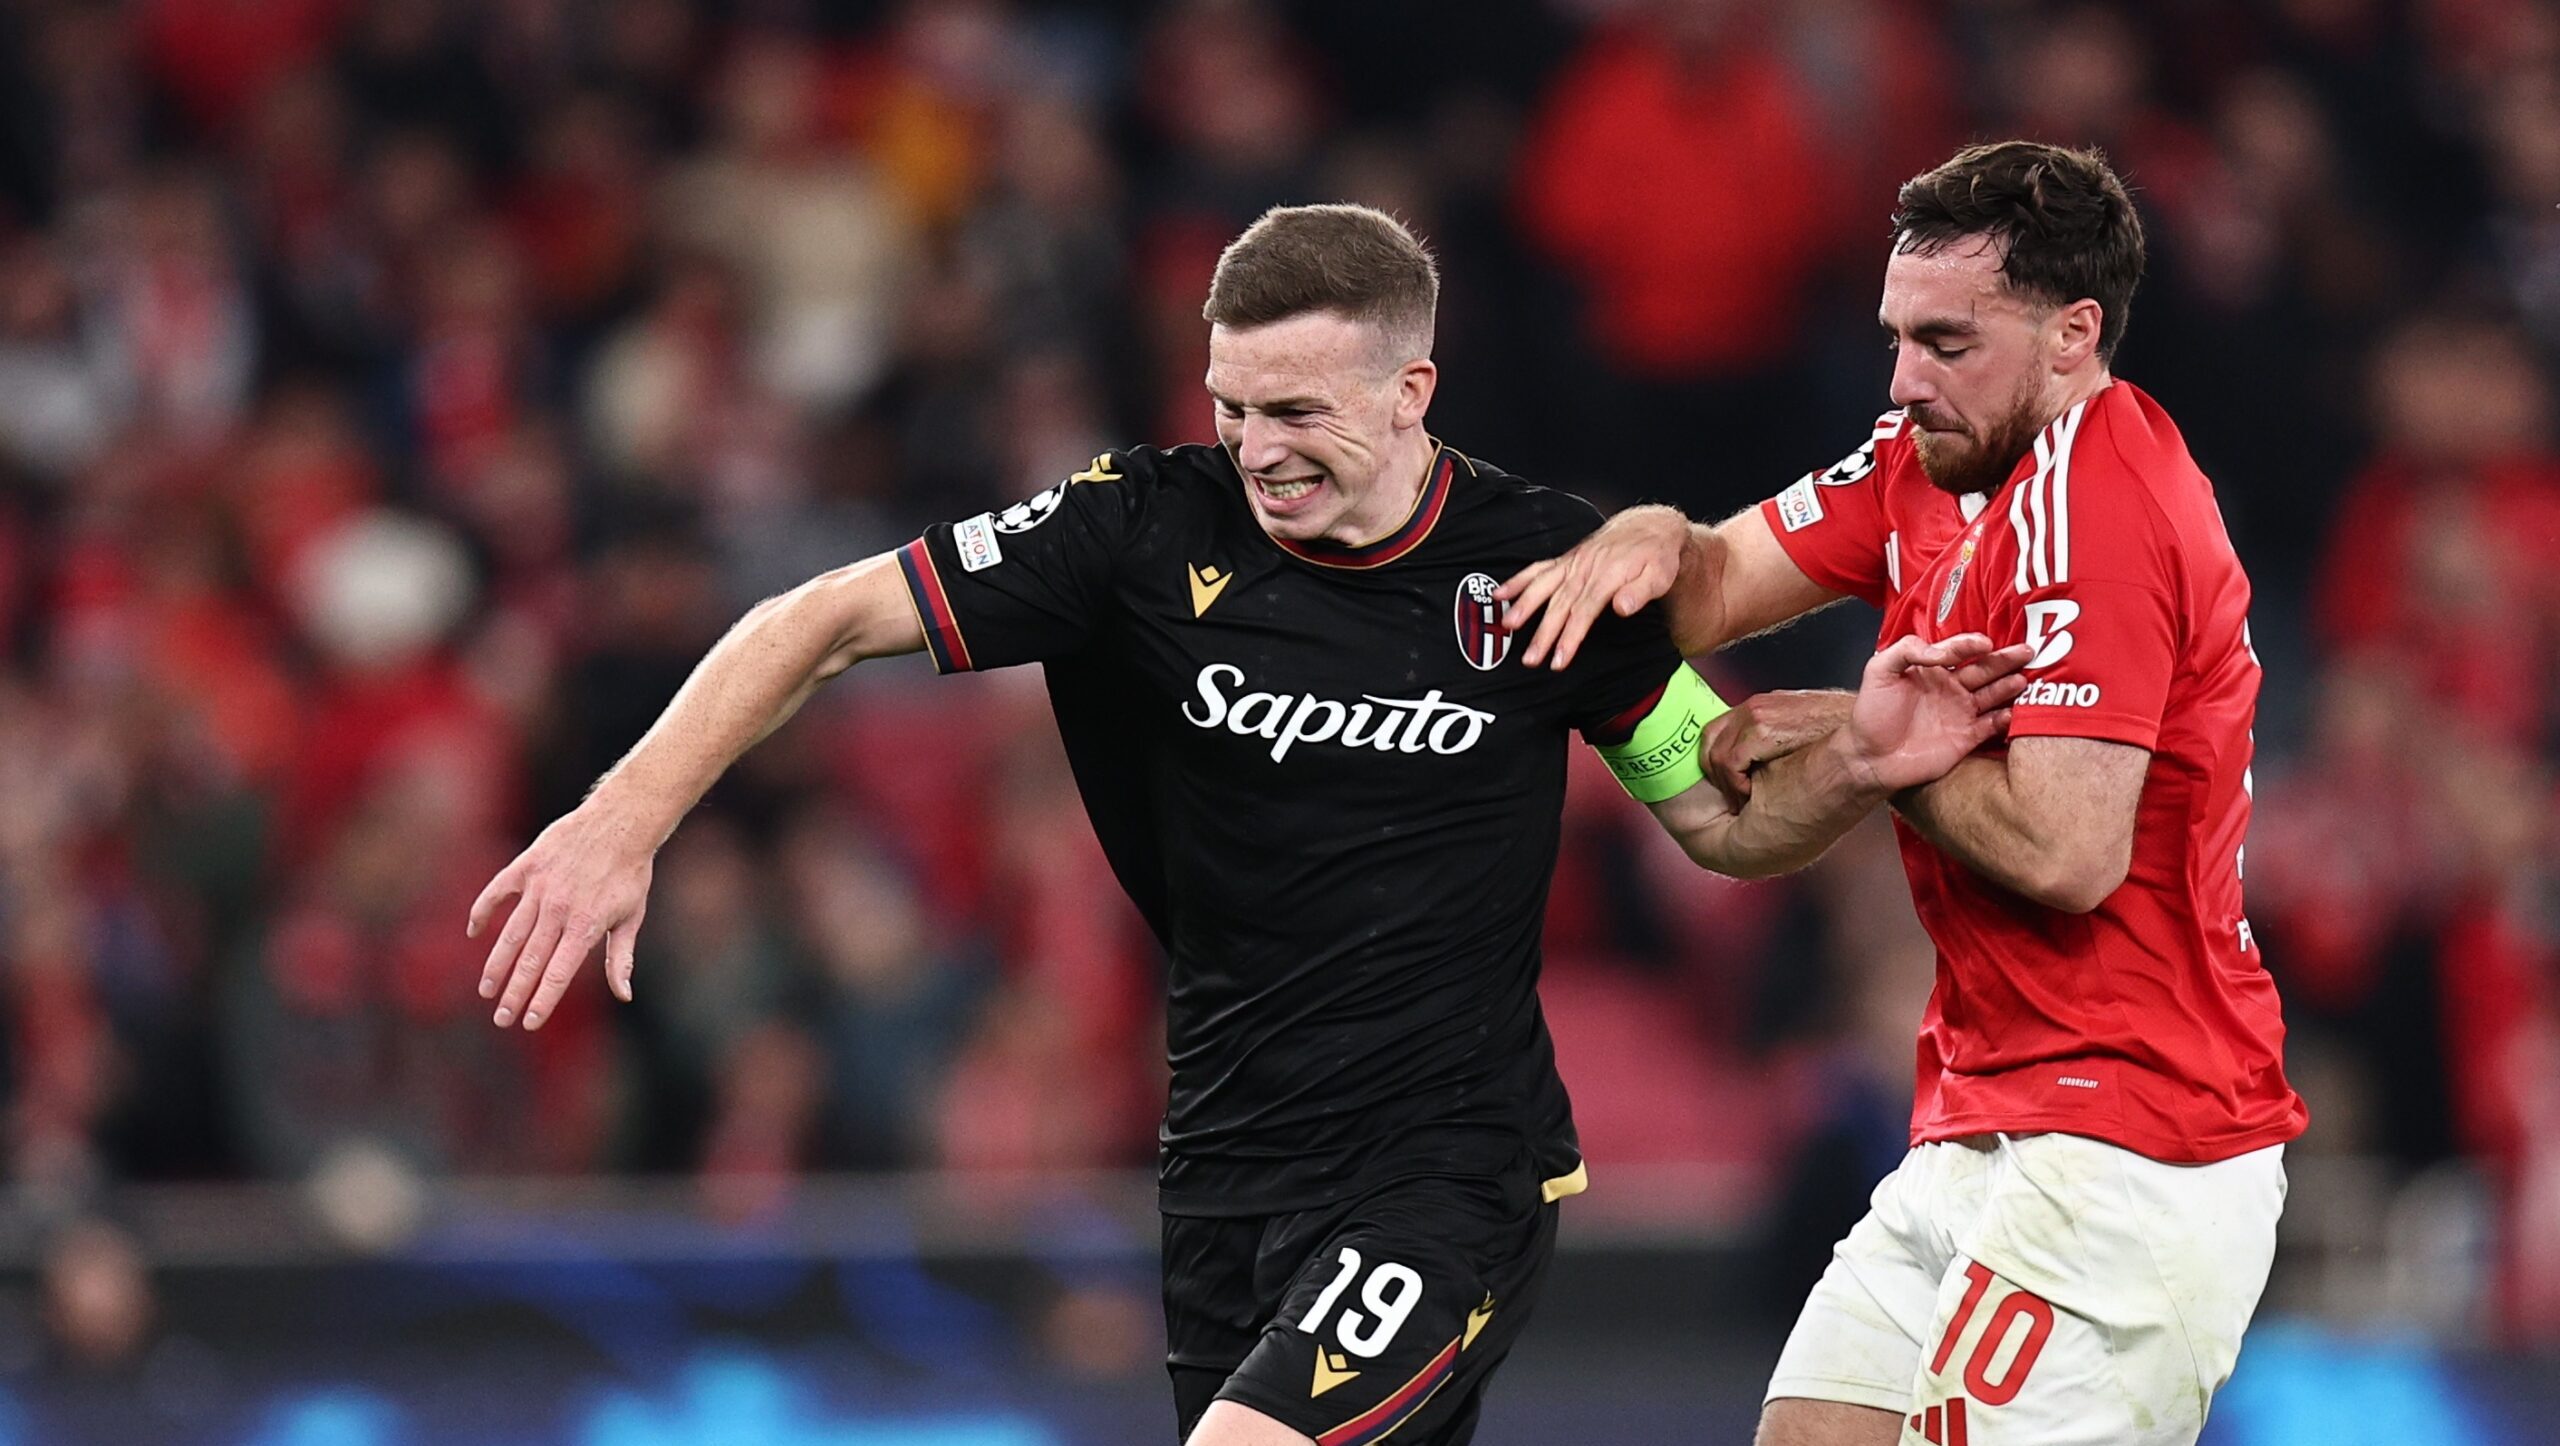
[4,0,2560,1371]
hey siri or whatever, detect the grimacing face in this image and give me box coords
[1879,235,2099,496]
[1206,311,1437,544]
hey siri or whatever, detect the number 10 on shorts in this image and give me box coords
[1297,1247,1422,1358]
[1911,1261,2056,1443]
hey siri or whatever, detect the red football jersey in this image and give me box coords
[1759,381,2306,1163]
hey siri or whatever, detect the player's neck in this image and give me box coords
[1327,431,1440,547]
[2046,367,2114,422]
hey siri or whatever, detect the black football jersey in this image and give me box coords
[897,442,1684,1215]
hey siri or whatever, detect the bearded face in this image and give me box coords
[1879,237,2098,501]
[1908,367,2048,497]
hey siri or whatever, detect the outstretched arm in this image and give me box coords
[1501,504,1843,667]
[467,553,924,1030]
[1644,636,2029,877]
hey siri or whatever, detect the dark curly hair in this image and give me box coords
[1891,142,2147,363]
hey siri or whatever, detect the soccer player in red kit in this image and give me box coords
[1502,142,2306,1445]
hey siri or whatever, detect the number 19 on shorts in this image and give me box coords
[1297,1247,1422,1358]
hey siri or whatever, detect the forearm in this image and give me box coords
[1660,506,1839,657]
[1671,729,1887,878]
[590,553,919,843]
[1892,755,2103,910]
[1664,516,1728,657]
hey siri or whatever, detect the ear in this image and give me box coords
[1392,358,1437,430]
[2051,299,2105,373]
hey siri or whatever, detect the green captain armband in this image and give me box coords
[1592,664,1730,804]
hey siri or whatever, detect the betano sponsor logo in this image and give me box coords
[2024,598,2080,669]
[2018,678,2101,708]
[1182,663,1494,762]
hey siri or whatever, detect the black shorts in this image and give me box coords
[1161,1162,1561,1446]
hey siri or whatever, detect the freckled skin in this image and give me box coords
[1204,312,1440,546]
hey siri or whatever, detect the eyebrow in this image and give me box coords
[1881,316,1982,344]
[1208,390,1328,413]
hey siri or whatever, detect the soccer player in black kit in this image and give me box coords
[466,205,2029,1446]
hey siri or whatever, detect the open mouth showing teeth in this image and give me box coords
[1258,476,1320,501]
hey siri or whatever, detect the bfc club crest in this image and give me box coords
[1456,572,1511,671]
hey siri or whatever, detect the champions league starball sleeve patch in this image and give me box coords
[1590,664,1727,803]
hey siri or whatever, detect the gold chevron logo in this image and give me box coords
[1187,562,1231,617]
[1312,1348,1361,1398]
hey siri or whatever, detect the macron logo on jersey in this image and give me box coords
[1183,663,1495,762]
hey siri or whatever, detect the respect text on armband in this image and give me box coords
[1609,713,1705,783]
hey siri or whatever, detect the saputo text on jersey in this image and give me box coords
[1182,663,1496,761]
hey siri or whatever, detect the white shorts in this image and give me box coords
[1766,1132,2286,1445]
